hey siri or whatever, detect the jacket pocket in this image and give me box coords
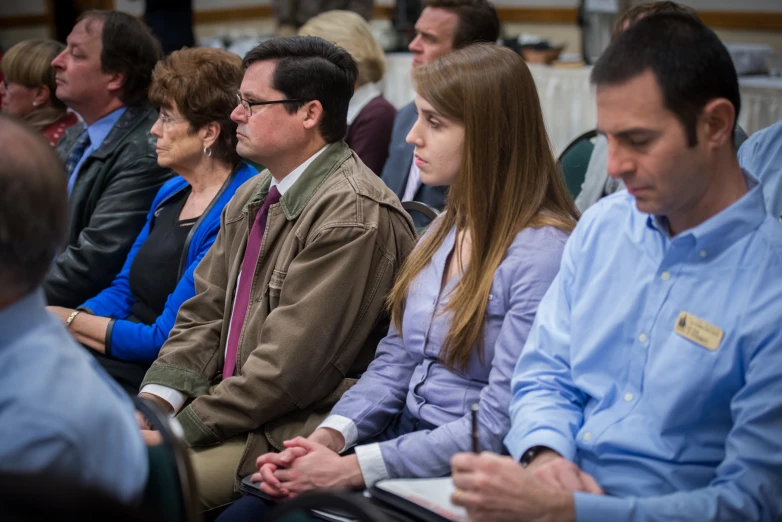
[267,269,287,311]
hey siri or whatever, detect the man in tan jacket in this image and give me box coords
[137,36,417,511]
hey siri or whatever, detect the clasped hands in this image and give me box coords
[449,449,604,522]
[252,428,363,499]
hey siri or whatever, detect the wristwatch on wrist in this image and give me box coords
[520,445,548,468]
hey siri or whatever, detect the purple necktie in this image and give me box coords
[223,186,281,379]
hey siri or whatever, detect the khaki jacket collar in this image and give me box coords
[242,141,352,220]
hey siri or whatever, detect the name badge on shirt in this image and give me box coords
[674,311,723,351]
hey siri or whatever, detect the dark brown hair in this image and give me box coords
[595,14,739,147]
[149,47,243,166]
[425,0,500,49]
[612,1,699,40]
[243,36,357,143]
[79,10,163,107]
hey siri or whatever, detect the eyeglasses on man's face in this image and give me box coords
[235,94,310,117]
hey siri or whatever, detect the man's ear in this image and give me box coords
[701,98,735,149]
[106,71,126,96]
[301,100,323,131]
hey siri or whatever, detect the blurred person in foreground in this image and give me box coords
[49,48,258,395]
[0,39,78,146]
[0,114,147,504]
[44,10,172,308]
[299,10,396,175]
[450,14,782,522]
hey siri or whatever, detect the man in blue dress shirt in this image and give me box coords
[0,115,148,504]
[450,14,782,522]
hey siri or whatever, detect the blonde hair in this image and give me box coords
[387,44,579,371]
[299,10,385,85]
[1,39,66,110]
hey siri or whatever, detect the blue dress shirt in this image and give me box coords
[738,119,782,221]
[323,222,568,484]
[505,178,782,522]
[0,289,148,503]
[67,107,127,193]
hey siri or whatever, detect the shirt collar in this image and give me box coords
[85,106,127,150]
[270,145,329,196]
[646,172,767,257]
[347,83,382,125]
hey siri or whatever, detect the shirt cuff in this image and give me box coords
[574,492,633,522]
[354,443,390,487]
[140,384,186,414]
[505,427,578,463]
[317,415,358,453]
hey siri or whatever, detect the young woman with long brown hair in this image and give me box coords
[216,43,579,519]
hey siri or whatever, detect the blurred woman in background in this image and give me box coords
[299,10,397,175]
[0,39,78,146]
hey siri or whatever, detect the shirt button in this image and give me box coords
[661,272,671,281]
[583,432,592,441]
[638,333,648,343]
[624,392,634,402]
[700,250,707,258]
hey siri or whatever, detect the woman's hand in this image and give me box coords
[253,446,309,498]
[267,437,364,498]
[252,427,349,497]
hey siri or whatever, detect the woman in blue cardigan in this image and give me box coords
[47,48,257,394]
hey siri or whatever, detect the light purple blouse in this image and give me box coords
[324,221,568,483]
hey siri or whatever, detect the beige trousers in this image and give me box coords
[189,435,251,512]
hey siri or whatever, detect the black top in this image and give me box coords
[129,187,197,325]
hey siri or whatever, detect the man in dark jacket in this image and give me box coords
[45,10,172,308]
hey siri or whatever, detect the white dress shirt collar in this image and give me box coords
[270,144,329,196]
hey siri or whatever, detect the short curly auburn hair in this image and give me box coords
[148,47,243,166]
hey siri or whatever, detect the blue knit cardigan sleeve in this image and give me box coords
[80,163,258,362]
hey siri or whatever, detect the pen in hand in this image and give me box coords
[471,403,480,453]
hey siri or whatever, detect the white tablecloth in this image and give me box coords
[381,53,782,155]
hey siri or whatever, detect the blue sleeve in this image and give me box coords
[503,228,588,463]
[574,326,782,522]
[330,323,418,439]
[79,208,153,318]
[107,228,217,362]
